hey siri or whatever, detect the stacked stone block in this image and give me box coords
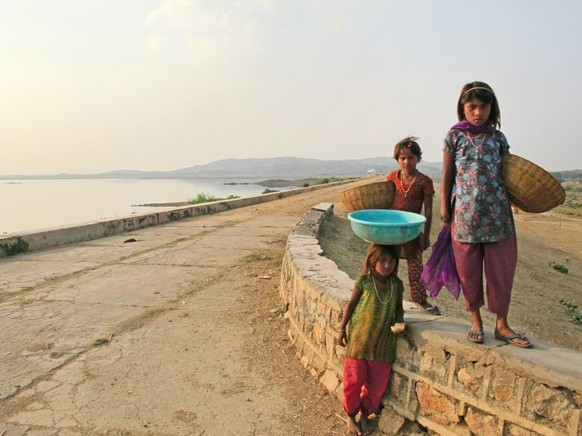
[280,204,582,435]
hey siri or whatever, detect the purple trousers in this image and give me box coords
[451,229,517,317]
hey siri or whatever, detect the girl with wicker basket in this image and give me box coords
[337,244,405,435]
[387,137,442,316]
[440,81,532,348]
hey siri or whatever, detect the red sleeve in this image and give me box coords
[421,174,435,196]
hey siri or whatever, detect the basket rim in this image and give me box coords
[339,181,395,213]
[339,180,394,193]
[502,154,565,213]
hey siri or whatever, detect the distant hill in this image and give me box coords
[163,156,442,179]
[1,156,444,180]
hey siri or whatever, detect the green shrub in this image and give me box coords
[559,299,582,324]
[549,262,569,274]
[1,237,29,257]
[187,193,218,204]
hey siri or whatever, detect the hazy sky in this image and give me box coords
[2,0,581,175]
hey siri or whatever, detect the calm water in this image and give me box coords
[1,178,290,234]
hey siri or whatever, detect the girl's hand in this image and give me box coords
[338,330,347,347]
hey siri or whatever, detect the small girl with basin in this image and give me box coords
[337,244,405,435]
[387,137,442,316]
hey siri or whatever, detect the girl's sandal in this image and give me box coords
[422,303,443,316]
[467,330,484,344]
[494,331,532,348]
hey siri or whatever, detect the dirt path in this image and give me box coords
[0,182,368,436]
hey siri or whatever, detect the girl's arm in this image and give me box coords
[337,284,363,347]
[421,193,433,250]
[440,151,454,225]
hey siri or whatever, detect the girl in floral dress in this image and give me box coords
[387,137,441,315]
[440,81,531,348]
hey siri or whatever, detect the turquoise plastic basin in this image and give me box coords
[347,209,426,245]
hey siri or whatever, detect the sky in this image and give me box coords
[1,0,582,175]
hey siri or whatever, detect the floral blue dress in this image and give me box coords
[443,129,516,243]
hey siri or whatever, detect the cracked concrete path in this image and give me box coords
[0,181,368,436]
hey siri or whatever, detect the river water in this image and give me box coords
[1,178,291,234]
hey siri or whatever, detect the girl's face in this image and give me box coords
[374,253,397,278]
[397,147,419,172]
[463,98,491,127]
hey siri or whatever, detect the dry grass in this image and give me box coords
[555,180,582,217]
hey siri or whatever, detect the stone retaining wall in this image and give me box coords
[279,203,582,435]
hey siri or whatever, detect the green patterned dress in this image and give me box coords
[345,274,404,363]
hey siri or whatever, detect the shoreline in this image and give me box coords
[0,179,351,256]
[135,179,323,207]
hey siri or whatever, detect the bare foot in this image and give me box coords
[347,415,362,435]
[360,414,374,435]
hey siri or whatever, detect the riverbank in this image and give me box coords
[0,177,354,234]
[1,181,348,257]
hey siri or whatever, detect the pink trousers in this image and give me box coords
[342,358,392,417]
[451,231,517,317]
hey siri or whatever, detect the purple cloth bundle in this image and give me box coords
[421,226,461,300]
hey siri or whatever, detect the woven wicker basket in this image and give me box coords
[340,181,395,212]
[501,154,565,213]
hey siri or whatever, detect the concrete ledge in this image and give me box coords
[0,183,341,258]
[279,205,582,435]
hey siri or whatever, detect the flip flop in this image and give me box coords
[467,330,484,344]
[423,303,443,316]
[494,331,532,348]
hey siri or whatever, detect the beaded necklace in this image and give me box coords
[372,275,393,305]
[400,171,418,198]
[466,132,488,148]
